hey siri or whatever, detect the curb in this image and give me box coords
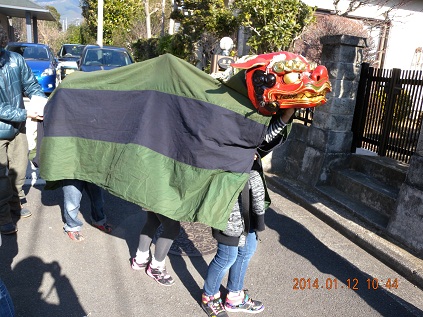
[266,173,423,291]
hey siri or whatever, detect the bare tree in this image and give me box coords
[37,20,66,51]
[10,17,64,51]
[293,1,413,67]
[292,14,376,65]
[333,0,412,17]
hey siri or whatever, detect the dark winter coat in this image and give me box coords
[0,49,44,139]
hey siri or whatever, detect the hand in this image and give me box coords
[281,108,295,123]
[27,111,44,121]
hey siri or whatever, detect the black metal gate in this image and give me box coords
[352,63,423,164]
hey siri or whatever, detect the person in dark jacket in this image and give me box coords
[201,107,295,317]
[0,25,45,234]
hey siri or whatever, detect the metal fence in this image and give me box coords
[291,63,423,164]
[352,63,423,164]
[294,108,314,126]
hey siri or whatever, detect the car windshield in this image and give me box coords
[82,48,132,67]
[7,45,49,60]
[60,45,84,58]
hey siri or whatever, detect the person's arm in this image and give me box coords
[0,100,27,122]
[13,54,45,119]
[0,101,40,121]
[263,108,295,143]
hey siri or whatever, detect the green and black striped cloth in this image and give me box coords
[39,54,270,230]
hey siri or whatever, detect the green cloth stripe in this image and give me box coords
[40,137,248,230]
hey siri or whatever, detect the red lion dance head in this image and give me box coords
[231,52,332,116]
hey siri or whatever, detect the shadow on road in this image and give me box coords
[0,235,86,317]
[265,207,423,317]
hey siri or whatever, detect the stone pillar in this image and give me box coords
[266,35,366,186]
[237,26,251,57]
[32,17,38,43]
[387,129,423,256]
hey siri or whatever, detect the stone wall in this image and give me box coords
[388,132,423,257]
[265,35,366,186]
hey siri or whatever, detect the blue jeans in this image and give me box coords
[0,279,15,317]
[62,180,106,232]
[203,231,258,296]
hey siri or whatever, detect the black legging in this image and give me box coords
[137,211,181,262]
[140,212,181,239]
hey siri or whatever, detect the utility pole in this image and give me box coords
[97,0,104,47]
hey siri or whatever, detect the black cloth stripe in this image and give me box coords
[44,89,267,173]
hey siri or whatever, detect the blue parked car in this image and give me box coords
[6,42,60,94]
[77,45,134,72]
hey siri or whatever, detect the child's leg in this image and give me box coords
[201,243,238,317]
[226,231,258,292]
[203,243,239,297]
[151,214,180,264]
[145,214,180,286]
[84,182,112,233]
[134,211,161,265]
[84,182,105,223]
[225,231,264,313]
[62,180,85,232]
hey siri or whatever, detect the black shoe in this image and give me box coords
[12,207,32,218]
[201,293,228,317]
[0,222,18,234]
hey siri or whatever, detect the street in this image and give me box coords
[0,180,422,316]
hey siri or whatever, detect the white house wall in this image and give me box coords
[302,0,423,70]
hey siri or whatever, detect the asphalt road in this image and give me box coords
[0,180,422,317]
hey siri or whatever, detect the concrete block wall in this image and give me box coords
[388,133,423,257]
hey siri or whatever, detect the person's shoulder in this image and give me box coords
[4,50,18,64]
[5,51,27,69]
[7,50,23,60]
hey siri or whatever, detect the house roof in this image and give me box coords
[0,0,55,21]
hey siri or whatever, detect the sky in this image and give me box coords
[34,0,82,25]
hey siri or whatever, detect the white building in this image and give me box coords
[302,0,423,70]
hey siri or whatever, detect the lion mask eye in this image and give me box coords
[283,72,302,84]
[252,70,277,88]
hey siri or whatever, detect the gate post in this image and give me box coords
[351,62,370,152]
[379,68,402,156]
[265,35,367,186]
[388,129,423,256]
